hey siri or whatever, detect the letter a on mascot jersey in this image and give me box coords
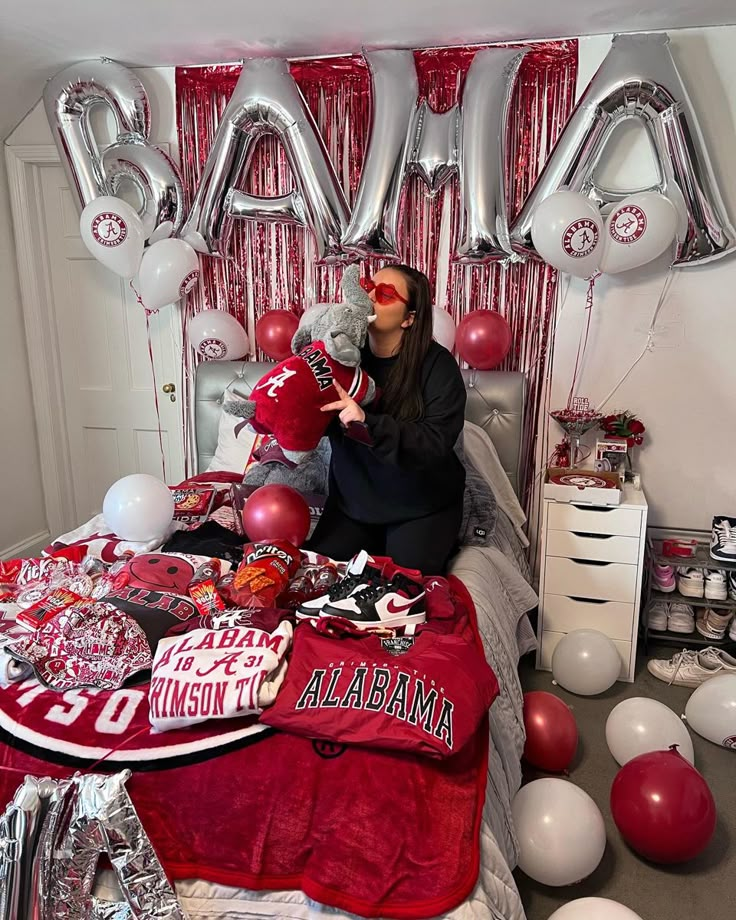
[225,265,377,463]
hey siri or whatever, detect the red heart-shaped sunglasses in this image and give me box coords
[359,277,409,306]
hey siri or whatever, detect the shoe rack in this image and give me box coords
[642,526,736,652]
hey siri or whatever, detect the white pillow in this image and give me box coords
[206,389,260,473]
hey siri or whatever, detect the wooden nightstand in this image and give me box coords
[536,484,648,683]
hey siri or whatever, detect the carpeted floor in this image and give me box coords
[515,646,735,920]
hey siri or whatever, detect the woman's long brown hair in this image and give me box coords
[377,264,434,422]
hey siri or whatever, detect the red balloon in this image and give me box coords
[610,746,716,864]
[455,310,512,370]
[255,310,299,361]
[242,484,311,547]
[523,691,578,773]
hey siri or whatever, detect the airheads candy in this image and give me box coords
[220,541,300,609]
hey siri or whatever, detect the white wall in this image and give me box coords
[549,29,736,530]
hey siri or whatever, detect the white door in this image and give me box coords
[40,164,185,524]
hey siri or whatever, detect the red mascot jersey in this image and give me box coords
[261,623,499,758]
[250,341,374,452]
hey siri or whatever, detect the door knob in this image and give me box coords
[162,383,176,393]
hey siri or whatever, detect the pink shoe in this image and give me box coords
[653,563,676,593]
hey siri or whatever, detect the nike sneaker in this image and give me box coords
[652,564,676,593]
[676,567,704,598]
[710,515,736,562]
[695,608,734,641]
[667,602,695,635]
[704,569,728,602]
[647,601,669,631]
[647,647,736,688]
[321,572,426,629]
[729,571,736,602]
[296,550,383,620]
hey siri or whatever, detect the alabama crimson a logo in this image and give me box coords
[91,212,128,247]
[562,219,599,258]
[609,204,647,243]
[723,735,736,749]
[179,269,200,297]
[199,338,227,359]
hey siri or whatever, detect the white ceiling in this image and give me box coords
[2,0,736,139]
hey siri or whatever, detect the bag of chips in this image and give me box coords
[220,541,300,609]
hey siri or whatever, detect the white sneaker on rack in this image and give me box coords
[667,602,695,634]
[648,601,669,631]
[710,516,736,562]
[676,567,704,598]
[704,570,728,602]
[647,647,736,688]
[729,571,736,602]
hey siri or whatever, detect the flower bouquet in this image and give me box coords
[599,411,646,448]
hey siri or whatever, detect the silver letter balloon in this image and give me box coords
[511,33,736,266]
[43,58,185,245]
[181,57,351,263]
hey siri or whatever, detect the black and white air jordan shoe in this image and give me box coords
[710,516,736,563]
[321,572,426,629]
[296,550,383,620]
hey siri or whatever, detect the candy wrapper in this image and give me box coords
[16,588,85,632]
[220,541,300,608]
[0,557,74,588]
[169,486,216,526]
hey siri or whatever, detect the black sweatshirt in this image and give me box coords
[328,341,467,523]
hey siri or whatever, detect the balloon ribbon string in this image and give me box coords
[83,726,151,774]
[129,281,168,483]
[566,272,600,408]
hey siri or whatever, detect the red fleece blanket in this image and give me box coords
[0,577,489,919]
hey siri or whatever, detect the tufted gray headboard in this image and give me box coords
[195,362,526,495]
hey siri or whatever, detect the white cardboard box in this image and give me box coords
[543,468,622,506]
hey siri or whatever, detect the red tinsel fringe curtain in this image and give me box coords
[176,41,577,509]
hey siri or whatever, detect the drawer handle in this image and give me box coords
[570,558,612,567]
[568,596,609,604]
[572,504,615,513]
[571,531,613,540]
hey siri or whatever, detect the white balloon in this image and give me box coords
[432,306,456,351]
[80,196,145,279]
[685,674,736,749]
[512,778,606,886]
[188,310,249,361]
[137,238,200,310]
[103,474,174,542]
[606,697,695,766]
[531,190,603,279]
[548,897,644,920]
[552,629,621,696]
[598,192,679,274]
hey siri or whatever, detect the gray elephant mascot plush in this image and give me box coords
[226,265,377,464]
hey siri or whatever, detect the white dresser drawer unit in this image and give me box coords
[537,484,647,683]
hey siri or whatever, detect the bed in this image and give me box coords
[0,363,536,920]
[171,361,538,920]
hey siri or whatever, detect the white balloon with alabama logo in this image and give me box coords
[530,190,603,279]
[189,309,249,360]
[103,474,175,542]
[598,192,679,274]
[80,195,145,279]
[136,238,200,311]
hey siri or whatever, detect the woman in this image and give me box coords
[307,264,467,575]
